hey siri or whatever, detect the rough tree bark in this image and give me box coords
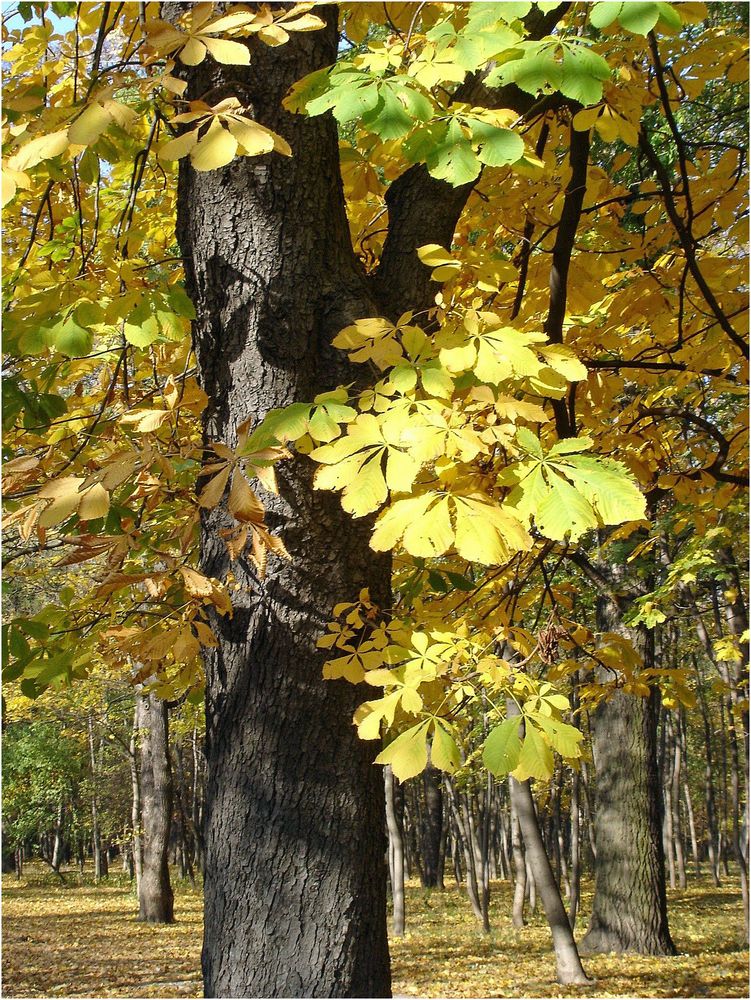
[169,6,391,995]
[578,592,675,956]
[166,2,576,994]
[421,767,444,888]
[129,702,143,891]
[137,689,174,923]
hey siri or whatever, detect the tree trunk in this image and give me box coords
[510,777,590,985]
[170,9,391,995]
[719,696,731,876]
[384,766,405,937]
[568,769,580,930]
[464,785,491,933]
[497,789,511,882]
[438,812,449,886]
[553,769,570,897]
[404,783,420,880]
[581,610,676,956]
[683,781,700,877]
[130,702,143,891]
[444,776,486,927]
[580,759,597,863]
[509,780,527,929]
[87,713,103,882]
[526,858,538,914]
[450,816,463,886]
[421,767,444,889]
[696,660,720,885]
[137,689,174,924]
[661,710,677,890]
[172,742,197,888]
[670,714,687,890]
[51,797,64,872]
[480,771,493,918]
[728,701,749,927]
[2,838,16,875]
[190,726,205,873]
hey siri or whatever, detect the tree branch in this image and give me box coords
[369,4,572,319]
[632,406,749,487]
[544,123,591,438]
[566,550,629,612]
[638,131,748,359]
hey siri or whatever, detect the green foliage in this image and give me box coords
[502,431,647,542]
[590,2,683,36]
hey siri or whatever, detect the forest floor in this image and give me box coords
[1,865,747,998]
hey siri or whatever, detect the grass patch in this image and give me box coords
[2,866,747,997]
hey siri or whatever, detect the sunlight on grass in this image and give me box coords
[2,867,747,998]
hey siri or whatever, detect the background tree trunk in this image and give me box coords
[171,8,392,995]
[172,742,196,888]
[510,777,590,985]
[130,702,143,891]
[577,573,676,957]
[568,769,581,930]
[421,767,444,889]
[385,765,405,937]
[582,657,675,954]
[191,726,205,874]
[51,798,64,872]
[509,780,527,928]
[87,713,103,882]
[137,690,174,924]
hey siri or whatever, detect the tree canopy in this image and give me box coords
[2,1,748,991]
[4,0,747,772]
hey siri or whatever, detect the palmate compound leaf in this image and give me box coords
[36,477,110,528]
[426,119,481,186]
[484,710,584,783]
[483,716,522,776]
[464,116,525,168]
[147,4,324,66]
[375,720,430,782]
[439,315,545,384]
[511,724,554,782]
[310,412,426,517]
[529,712,585,760]
[6,129,69,173]
[361,85,414,140]
[47,317,93,358]
[431,719,461,773]
[590,1,682,35]
[504,431,646,542]
[486,38,611,106]
[556,454,648,525]
[487,45,563,94]
[560,46,612,106]
[287,62,433,141]
[370,490,531,564]
[536,470,600,541]
[159,100,290,171]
